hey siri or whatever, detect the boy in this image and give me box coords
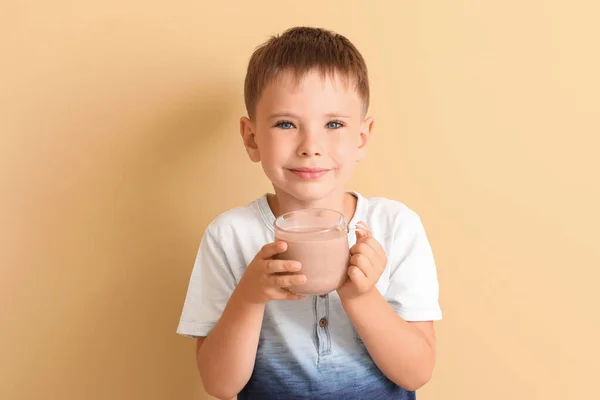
[177,27,442,399]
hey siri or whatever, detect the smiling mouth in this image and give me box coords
[288,168,331,180]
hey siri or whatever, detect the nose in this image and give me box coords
[296,130,322,157]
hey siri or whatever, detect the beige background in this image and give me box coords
[1,1,599,399]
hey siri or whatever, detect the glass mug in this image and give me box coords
[273,208,367,295]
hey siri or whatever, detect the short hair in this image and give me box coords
[244,26,370,118]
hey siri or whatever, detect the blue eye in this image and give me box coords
[326,121,344,129]
[275,121,295,129]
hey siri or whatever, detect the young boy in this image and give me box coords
[177,27,442,399]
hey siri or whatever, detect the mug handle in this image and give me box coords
[347,221,370,237]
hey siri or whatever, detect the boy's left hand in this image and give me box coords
[337,222,387,301]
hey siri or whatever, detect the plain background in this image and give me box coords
[2,1,599,399]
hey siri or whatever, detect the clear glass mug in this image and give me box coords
[273,208,367,295]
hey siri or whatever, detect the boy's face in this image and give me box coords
[241,69,373,204]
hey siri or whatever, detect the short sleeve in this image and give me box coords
[385,214,442,322]
[176,226,236,338]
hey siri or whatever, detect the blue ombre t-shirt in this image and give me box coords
[177,192,442,399]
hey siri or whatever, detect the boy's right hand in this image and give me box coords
[236,241,307,304]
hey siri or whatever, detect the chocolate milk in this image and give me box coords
[275,227,350,295]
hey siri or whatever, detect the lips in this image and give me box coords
[288,167,331,180]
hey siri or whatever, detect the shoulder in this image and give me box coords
[204,197,266,239]
[360,195,422,231]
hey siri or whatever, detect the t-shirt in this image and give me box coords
[177,192,442,399]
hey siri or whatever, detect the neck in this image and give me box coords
[267,189,357,223]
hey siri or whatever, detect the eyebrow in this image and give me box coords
[268,112,300,120]
[267,112,352,120]
[324,113,352,119]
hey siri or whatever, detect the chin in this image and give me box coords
[278,183,340,203]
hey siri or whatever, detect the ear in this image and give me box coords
[357,116,374,162]
[240,117,261,163]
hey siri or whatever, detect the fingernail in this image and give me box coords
[290,262,301,270]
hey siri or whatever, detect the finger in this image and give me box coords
[362,237,387,265]
[350,253,374,279]
[265,260,301,274]
[348,265,368,283]
[280,290,306,301]
[353,234,384,258]
[272,274,307,288]
[355,229,369,242]
[259,241,288,259]
[354,222,372,241]
[358,221,370,230]
[264,287,306,301]
[350,242,377,265]
[363,236,383,252]
[348,265,370,293]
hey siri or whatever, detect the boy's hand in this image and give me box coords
[236,241,307,304]
[337,223,387,301]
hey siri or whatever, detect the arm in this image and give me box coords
[337,221,440,391]
[341,289,436,391]
[196,290,265,400]
[194,241,306,399]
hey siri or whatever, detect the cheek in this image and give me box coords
[329,135,359,163]
[258,134,292,163]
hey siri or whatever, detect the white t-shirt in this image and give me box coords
[177,192,442,399]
